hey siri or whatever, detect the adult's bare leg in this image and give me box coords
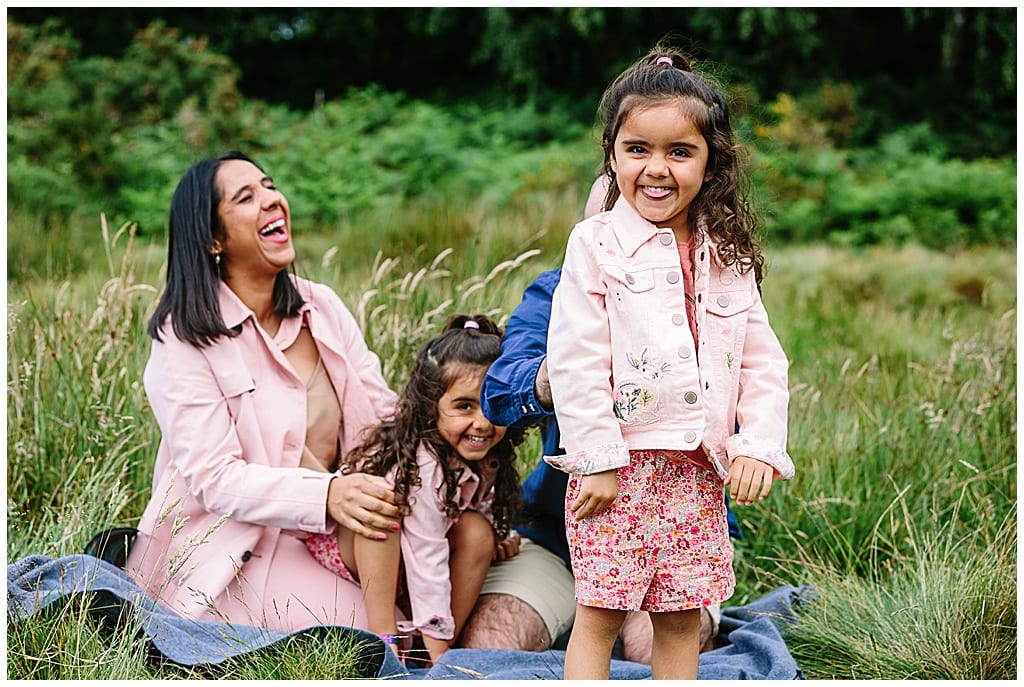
[459,593,551,652]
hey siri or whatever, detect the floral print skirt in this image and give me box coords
[565,449,734,612]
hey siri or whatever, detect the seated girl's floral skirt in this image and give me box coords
[305,533,408,601]
[565,449,734,612]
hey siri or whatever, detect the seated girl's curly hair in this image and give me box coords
[342,313,524,537]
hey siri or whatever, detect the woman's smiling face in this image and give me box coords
[214,159,295,280]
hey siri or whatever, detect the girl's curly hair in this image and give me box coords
[596,41,765,284]
[342,314,523,537]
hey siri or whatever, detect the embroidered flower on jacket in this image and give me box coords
[613,382,655,420]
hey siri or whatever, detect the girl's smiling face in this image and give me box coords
[214,159,295,280]
[610,100,712,241]
[436,364,507,464]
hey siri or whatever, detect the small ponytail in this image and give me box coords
[443,313,502,337]
[649,50,693,72]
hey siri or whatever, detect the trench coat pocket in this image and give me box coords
[211,369,255,422]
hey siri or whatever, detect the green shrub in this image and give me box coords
[7,19,249,233]
[751,122,1016,248]
[7,17,1015,266]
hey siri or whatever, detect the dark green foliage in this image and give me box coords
[8,8,1016,154]
[7,19,248,232]
[6,13,1016,261]
[748,87,1016,249]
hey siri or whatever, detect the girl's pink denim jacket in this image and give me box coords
[395,443,498,641]
[544,197,794,481]
[126,277,398,620]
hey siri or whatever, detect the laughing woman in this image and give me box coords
[125,151,403,632]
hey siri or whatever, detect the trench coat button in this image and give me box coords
[625,274,636,285]
[677,346,692,359]
[717,295,731,308]
[684,391,698,404]
[241,550,252,563]
[659,234,673,246]
[666,272,680,284]
[672,313,685,326]
[684,431,697,443]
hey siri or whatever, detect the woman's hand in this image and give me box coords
[493,530,521,562]
[724,455,775,505]
[571,470,618,520]
[327,473,401,540]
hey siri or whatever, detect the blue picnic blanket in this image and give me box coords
[7,554,810,679]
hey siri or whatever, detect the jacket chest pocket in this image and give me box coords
[704,289,753,374]
[213,370,256,422]
[604,265,656,308]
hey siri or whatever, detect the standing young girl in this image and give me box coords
[544,45,795,679]
[305,314,523,665]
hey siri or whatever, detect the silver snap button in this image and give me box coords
[684,431,697,443]
[666,272,680,284]
[659,234,673,246]
[625,274,635,285]
[684,391,698,404]
[717,295,730,308]
[677,346,691,359]
[672,314,684,325]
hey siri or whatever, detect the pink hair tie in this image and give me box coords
[464,320,480,329]
[656,56,673,66]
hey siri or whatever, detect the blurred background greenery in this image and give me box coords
[6,6,1017,282]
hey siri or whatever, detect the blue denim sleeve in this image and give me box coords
[481,269,561,429]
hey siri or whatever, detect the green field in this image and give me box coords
[6,196,1016,678]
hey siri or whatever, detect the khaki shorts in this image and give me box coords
[480,537,576,640]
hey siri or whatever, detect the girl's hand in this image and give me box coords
[327,473,401,540]
[571,470,618,520]
[724,456,775,505]
[494,530,521,562]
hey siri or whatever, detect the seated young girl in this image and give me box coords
[305,314,523,664]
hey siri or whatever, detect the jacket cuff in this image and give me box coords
[294,471,336,533]
[398,614,455,641]
[725,434,794,480]
[543,442,629,475]
[482,358,553,428]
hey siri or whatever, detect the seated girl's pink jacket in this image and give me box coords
[126,277,398,621]
[395,444,498,640]
[544,197,793,481]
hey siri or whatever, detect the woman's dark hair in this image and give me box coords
[344,314,524,537]
[596,42,764,284]
[147,150,304,346]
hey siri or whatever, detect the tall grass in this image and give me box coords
[6,198,1016,678]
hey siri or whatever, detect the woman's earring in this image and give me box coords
[214,253,221,265]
